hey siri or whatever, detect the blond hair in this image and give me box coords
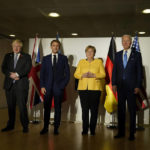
[85,45,96,54]
[12,39,23,47]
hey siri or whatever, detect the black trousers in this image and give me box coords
[79,90,101,133]
[117,82,136,135]
[5,84,29,128]
[43,88,63,129]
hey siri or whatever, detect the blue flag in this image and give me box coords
[56,32,61,54]
[131,34,140,52]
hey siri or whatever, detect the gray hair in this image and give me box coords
[122,34,132,42]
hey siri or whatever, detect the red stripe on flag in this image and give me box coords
[30,85,35,109]
[32,36,37,60]
[105,56,118,101]
[28,64,42,96]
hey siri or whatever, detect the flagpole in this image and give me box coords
[104,31,117,129]
[106,113,117,129]
[29,33,42,125]
[30,104,41,124]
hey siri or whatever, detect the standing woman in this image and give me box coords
[74,45,106,135]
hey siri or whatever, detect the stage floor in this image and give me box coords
[0,108,150,150]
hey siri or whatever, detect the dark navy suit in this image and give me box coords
[40,53,70,129]
[112,50,142,135]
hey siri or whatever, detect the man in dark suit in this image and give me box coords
[40,40,70,135]
[1,39,32,133]
[112,35,142,141]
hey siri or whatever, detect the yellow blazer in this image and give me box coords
[74,59,106,91]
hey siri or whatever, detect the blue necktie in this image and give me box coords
[123,51,127,68]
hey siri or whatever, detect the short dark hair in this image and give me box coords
[50,40,61,47]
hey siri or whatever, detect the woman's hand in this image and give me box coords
[81,72,96,78]
[81,72,89,78]
[87,72,96,78]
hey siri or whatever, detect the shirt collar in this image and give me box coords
[52,53,58,57]
[123,48,131,53]
[14,52,20,57]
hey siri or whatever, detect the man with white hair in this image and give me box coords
[112,35,142,141]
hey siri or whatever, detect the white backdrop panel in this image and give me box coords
[29,37,150,125]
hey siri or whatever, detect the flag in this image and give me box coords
[56,32,61,54]
[131,34,140,52]
[28,35,44,108]
[131,34,149,110]
[104,36,118,113]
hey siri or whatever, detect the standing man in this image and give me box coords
[40,40,70,135]
[1,39,32,133]
[112,35,142,141]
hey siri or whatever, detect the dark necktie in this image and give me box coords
[53,54,56,66]
[53,55,57,71]
[53,55,57,80]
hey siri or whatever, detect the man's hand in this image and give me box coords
[112,85,117,93]
[14,77,20,80]
[41,88,46,95]
[134,88,140,94]
[10,72,18,80]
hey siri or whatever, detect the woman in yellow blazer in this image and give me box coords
[74,45,106,135]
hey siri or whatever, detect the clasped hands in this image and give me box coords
[82,72,96,78]
[9,72,19,80]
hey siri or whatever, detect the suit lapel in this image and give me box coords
[56,54,62,68]
[15,52,24,69]
[125,50,134,70]
[9,53,14,70]
[119,51,124,69]
[48,54,53,71]
[49,54,52,66]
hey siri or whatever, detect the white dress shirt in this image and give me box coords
[14,53,20,61]
[51,53,58,65]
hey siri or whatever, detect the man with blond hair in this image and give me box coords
[1,39,32,133]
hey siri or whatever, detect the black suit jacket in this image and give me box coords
[1,52,32,90]
[112,50,142,91]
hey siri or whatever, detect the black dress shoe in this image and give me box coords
[23,128,29,133]
[114,134,125,139]
[1,126,14,132]
[81,131,88,135]
[128,135,135,141]
[90,132,95,136]
[40,128,48,135]
[54,129,59,135]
